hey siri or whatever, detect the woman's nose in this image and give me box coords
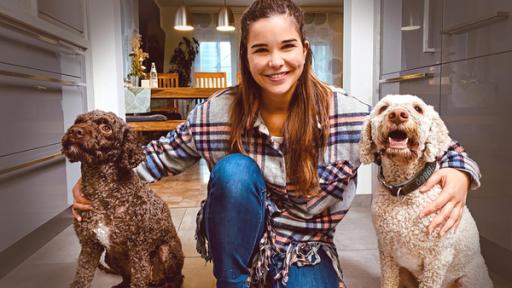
[268,52,284,68]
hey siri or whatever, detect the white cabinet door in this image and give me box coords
[442,0,512,62]
[381,0,443,74]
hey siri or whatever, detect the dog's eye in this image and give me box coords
[100,124,112,133]
[414,105,423,114]
[378,105,388,114]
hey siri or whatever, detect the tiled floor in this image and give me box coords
[1,160,509,287]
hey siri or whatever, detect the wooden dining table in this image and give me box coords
[127,87,224,132]
[151,87,223,99]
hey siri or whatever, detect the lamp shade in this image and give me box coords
[175,5,194,31]
[217,6,235,31]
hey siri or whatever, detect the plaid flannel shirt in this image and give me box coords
[135,86,481,286]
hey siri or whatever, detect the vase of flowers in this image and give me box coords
[128,34,149,87]
[168,37,199,87]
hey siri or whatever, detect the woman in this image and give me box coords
[73,0,479,287]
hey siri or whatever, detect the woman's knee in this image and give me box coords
[209,153,266,202]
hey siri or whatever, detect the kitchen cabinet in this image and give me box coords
[442,0,512,63]
[38,0,85,34]
[379,66,441,111]
[381,0,443,74]
[379,0,512,283]
[0,13,86,255]
[441,51,512,254]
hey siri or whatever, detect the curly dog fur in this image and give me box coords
[62,110,184,288]
[359,95,492,288]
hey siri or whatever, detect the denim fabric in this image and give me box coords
[204,154,266,288]
[204,153,339,288]
[270,248,339,288]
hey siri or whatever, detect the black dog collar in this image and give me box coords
[378,162,437,197]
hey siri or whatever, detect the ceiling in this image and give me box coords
[158,0,343,7]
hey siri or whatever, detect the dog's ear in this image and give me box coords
[423,108,451,162]
[359,117,376,164]
[118,128,145,170]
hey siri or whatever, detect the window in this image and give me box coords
[194,41,233,86]
[311,41,333,85]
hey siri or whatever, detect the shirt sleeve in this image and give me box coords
[135,116,201,182]
[437,140,481,190]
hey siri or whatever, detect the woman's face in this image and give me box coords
[246,14,308,100]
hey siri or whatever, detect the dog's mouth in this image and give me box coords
[387,130,409,149]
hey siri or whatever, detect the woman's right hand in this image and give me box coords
[72,177,92,221]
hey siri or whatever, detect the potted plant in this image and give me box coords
[168,37,199,87]
[128,34,149,86]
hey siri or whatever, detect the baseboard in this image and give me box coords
[480,236,512,283]
[0,207,72,279]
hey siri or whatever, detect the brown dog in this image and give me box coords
[62,110,184,288]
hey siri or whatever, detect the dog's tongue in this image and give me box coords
[389,137,408,149]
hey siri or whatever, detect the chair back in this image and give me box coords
[193,72,227,88]
[158,73,179,88]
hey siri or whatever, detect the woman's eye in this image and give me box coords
[282,44,296,49]
[414,105,423,114]
[253,48,267,53]
[378,105,388,114]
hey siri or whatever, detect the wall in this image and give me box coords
[85,0,125,116]
[343,0,376,195]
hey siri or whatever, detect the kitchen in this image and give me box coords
[0,0,510,287]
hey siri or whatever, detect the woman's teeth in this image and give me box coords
[267,72,287,80]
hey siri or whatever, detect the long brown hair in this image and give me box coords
[229,0,332,197]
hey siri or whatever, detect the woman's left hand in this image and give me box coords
[418,168,471,236]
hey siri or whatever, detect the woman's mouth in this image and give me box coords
[265,71,289,81]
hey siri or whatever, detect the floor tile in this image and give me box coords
[338,249,381,288]
[334,207,378,250]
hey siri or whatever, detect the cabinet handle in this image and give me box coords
[0,152,63,176]
[442,11,509,35]
[0,16,85,55]
[423,0,435,53]
[379,73,434,83]
[0,69,85,87]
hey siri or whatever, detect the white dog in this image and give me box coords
[359,95,492,288]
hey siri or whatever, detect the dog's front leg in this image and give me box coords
[379,250,400,288]
[128,248,151,288]
[71,242,104,288]
[418,250,453,288]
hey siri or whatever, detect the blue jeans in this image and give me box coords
[204,153,339,288]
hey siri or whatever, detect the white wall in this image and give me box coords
[85,0,125,117]
[343,0,376,195]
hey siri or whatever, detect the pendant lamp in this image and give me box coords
[175,4,194,31]
[217,0,235,32]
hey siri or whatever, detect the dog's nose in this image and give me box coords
[388,108,409,124]
[70,127,84,138]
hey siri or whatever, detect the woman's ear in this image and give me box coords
[359,118,376,164]
[303,40,310,57]
[423,108,452,162]
[118,128,145,170]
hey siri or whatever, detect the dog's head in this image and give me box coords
[61,110,144,170]
[359,94,451,164]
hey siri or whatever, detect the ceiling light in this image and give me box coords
[175,5,194,31]
[217,1,235,32]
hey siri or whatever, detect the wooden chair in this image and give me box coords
[193,72,227,88]
[152,73,180,116]
[157,73,179,88]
